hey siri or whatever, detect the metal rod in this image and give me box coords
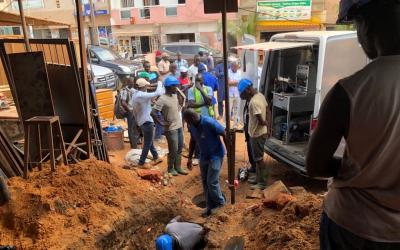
[17,0,31,52]
[221,0,235,205]
[75,0,92,158]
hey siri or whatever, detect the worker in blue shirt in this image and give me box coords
[184,109,226,217]
[213,60,230,120]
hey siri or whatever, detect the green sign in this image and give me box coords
[257,0,312,21]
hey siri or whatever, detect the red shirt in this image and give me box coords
[179,77,189,86]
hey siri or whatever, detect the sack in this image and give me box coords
[114,90,128,119]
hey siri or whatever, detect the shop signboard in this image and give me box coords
[257,0,312,21]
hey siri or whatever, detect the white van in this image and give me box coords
[236,31,369,174]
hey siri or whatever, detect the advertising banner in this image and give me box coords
[257,0,312,21]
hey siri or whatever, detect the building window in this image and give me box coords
[11,0,44,10]
[165,7,177,16]
[140,8,150,19]
[143,0,159,6]
[12,26,21,35]
[178,0,185,4]
[120,0,134,8]
[120,10,131,19]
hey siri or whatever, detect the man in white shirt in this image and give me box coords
[228,61,241,128]
[131,78,164,168]
[188,55,207,84]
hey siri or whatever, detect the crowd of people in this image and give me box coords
[118,50,270,218]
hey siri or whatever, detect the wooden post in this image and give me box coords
[221,0,235,204]
[17,0,31,52]
[89,0,98,45]
[75,0,92,158]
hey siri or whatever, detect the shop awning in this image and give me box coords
[257,17,321,31]
[233,41,314,52]
[0,11,69,27]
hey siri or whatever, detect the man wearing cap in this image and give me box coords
[239,79,270,190]
[152,76,188,176]
[184,109,226,217]
[228,61,242,128]
[158,53,171,80]
[175,52,188,74]
[155,216,205,250]
[306,0,400,248]
[131,78,164,168]
[188,55,207,84]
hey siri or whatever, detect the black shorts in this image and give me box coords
[250,134,267,162]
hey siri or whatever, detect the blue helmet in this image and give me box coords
[238,78,253,95]
[337,0,372,23]
[155,234,173,250]
[164,76,180,87]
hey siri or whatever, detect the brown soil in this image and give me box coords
[0,132,326,249]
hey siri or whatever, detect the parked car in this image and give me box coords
[237,31,369,174]
[87,46,142,88]
[87,63,118,90]
[158,42,223,65]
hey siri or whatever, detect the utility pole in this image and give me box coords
[89,0,98,45]
[17,0,31,52]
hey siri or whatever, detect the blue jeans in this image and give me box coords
[139,122,159,165]
[218,101,224,118]
[126,111,140,149]
[165,128,183,170]
[320,212,400,250]
[244,125,256,172]
[154,111,164,140]
[199,157,225,211]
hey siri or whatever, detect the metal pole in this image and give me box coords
[89,0,98,45]
[75,0,92,158]
[17,0,31,52]
[221,0,235,204]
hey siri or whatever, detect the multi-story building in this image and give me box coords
[239,0,341,42]
[1,0,112,45]
[110,0,237,56]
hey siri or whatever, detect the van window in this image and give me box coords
[164,46,179,53]
[180,46,197,55]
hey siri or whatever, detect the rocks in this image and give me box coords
[263,181,291,201]
[246,189,264,199]
[262,181,295,210]
[137,169,162,182]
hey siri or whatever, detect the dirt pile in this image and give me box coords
[0,159,184,249]
[244,191,322,250]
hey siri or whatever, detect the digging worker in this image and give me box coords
[152,76,188,176]
[120,78,140,149]
[155,216,205,250]
[185,109,226,217]
[131,78,164,168]
[238,79,270,190]
[306,0,400,248]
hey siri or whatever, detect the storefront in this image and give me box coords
[255,0,322,42]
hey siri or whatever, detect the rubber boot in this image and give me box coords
[175,155,188,175]
[251,165,267,190]
[168,165,178,176]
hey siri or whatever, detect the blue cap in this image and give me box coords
[238,79,253,94]
[197,63,206,73]
[164,76,179,87]
[155,234,173,250]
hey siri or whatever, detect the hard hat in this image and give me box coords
[238,79,253,94]
[180,66,188,73]
[337,0,372,23]
[155,234,173,250]
[164,76,180,87]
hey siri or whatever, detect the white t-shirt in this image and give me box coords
[228,69,241,98]
[188,63,208,84]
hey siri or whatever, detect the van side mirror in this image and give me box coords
[91,57,99,64]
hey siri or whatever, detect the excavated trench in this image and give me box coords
[96,174,207,249]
